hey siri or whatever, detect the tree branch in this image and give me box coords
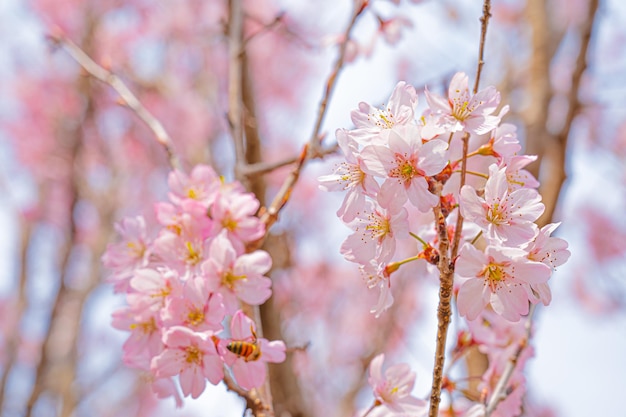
[51,34,181,170]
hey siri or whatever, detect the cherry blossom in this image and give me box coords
[361,124,448,212]
[102,216,151,292]
[424,72,502,135]
[151,326,224,399]
[501,155,540,191]
[318,129,380,222]
[460,164,544,245]
[168,164,220,207]
[366,353,426,417]
[340,197,409,265]
[349,81,419,145]
[456,244,552,321]
[523,223,571,305]
[201,231,272,313]
[209,190,265,253]
[161,276,226,333]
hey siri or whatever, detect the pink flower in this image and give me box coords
[219,311,286,390]
[151,326,224,399]
[201,231,272,313]
[112,302,163,369]
[361,124,448,212]
[128,268,183,310]
[359,260,394,318]
[523,223,570,305]
[367,353,426,416]
[487,123,521,162]
[425,72,501,135]
[340,198,409,265]
[349,81,419,144]
[318,129,380,222]
[377,15,413,45]
[154,199,212,240]
[456,244,552,321]
[168,164,220,207]
[501,155,540,191]
[460,164,544,245]
[161,276,226,333]
[102,216,151,292]
[151,377,183,408]
[209,190,265,253]
[152,202,212,273]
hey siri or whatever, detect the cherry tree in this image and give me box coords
[0,0,623,416]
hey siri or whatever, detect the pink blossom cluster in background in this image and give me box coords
[321,72,570,416]
[102,165,286,404]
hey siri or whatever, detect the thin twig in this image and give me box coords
[307,2,366,156]
[240,143,338,177]
[224,369,272,416]
[485,304,536,416]
[473,0,492,94]
[51,35,180,170]
[250,1,365,241]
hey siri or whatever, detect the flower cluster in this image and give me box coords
[102,165,285,403]
[320,72,570,321]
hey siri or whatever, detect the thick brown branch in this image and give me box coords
[228,0,246,174]
[428,182,455,417]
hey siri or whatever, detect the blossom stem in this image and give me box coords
[409,232,429,247]
[454,150,481,163]
[453,169,489,180]
[361,401,380,417]
[393,255,423,268]
[470,231,483,245]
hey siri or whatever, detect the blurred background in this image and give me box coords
[0,0,625,416]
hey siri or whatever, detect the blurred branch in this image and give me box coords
[0,217,32,412]
[538,0,599,227]
[485,304,535,416]
[523,0,554,177]
[228,0,246,175]
[50,33,181,171]
[250,0,365,243]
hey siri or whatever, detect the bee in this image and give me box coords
[226,326,261,362]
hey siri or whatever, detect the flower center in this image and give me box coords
[187,187,198,199]
[222,217,238,232]
[223,271,247,290]
[187,308,205,327]
[184,345,203,365]
[339,163,365,189]
[389,153,422,184]
[486,201,507,226]
[185,241,202,265]
[371,107,395,129]
[365,212,391,242]
[130,317,157,335]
